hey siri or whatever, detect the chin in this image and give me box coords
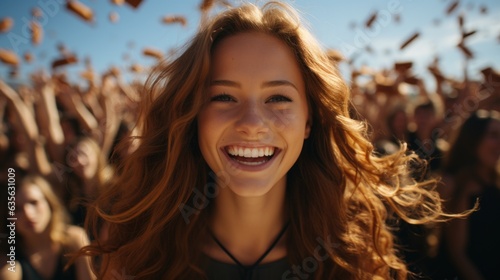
[224,177,284,198]
[228,185,273,197]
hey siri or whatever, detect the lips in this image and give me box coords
[224,145,278,166]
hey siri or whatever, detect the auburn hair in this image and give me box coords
[80,2,447,279]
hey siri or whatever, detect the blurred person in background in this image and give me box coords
[438,110,500,280]
[375,105,410,155]
[64,136,113,227]
[407,100,444,175]
[0,175,95,280]
[1,73,120,227]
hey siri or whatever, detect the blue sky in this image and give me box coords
[0,0,499,91]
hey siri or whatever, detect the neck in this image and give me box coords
[208,179,288,265]
[22,229,53,254]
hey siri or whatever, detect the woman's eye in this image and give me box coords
[210,94,235,102]
[267,95,292,103]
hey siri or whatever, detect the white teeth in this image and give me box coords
[251,149,258,157]
[226,146,275,158]
[244,148,251,157]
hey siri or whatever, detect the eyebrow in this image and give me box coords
[262,80,298,91]
[210,80,241,88]
[210,79,298,90]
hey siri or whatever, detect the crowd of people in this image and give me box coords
[1,44,499,280]
[357,62,500,279]
[0,70,136,279]
[0,1,499,280]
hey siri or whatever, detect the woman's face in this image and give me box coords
[16,183,52,236]
[68,140,99,180]
[198,32,311,197]
[477,119,500,170]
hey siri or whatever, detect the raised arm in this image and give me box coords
[98,76,121,158]
[55,82,99,137]
[0,79,52,175]
[33,78,66,163]
[0,80,39,140]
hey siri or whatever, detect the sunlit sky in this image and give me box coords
[1,0,499,91]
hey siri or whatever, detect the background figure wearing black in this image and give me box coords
[437,110,500,280]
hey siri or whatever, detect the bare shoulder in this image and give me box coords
[66,225,90,251]
[0,256,22,280]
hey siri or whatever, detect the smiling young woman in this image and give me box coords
[198,32,310,198]
[78,2,449,279]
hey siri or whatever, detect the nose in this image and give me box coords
[235,102,269,137]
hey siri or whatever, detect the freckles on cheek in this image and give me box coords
[270,110,302,130]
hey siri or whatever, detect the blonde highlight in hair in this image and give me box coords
[19,175,71,246]
[79,2,448,279]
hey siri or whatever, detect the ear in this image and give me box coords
[304,117,312,139]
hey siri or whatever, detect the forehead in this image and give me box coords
[17,183,45,202]
[209,32,306,96]
[211,32,301,74]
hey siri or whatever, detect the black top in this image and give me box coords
[18,250,77,280]
[205,221,291,280]
[466,183,500,280]
[203,256,291,280]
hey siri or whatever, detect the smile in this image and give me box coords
[224,145,278,166]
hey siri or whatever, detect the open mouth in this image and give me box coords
[224,145,278,166]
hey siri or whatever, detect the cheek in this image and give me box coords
[268,106,306,128]
[275,112,308,147]
[268,109,293,130]
[198,112,223,165]
[87,156,99,172]
[39,202,52,224]
[16,211,28,226]
[198,113,215,145]
[198,107,236,135]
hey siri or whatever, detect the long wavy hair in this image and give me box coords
[18,175,72,247]
[80,2,447,279]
